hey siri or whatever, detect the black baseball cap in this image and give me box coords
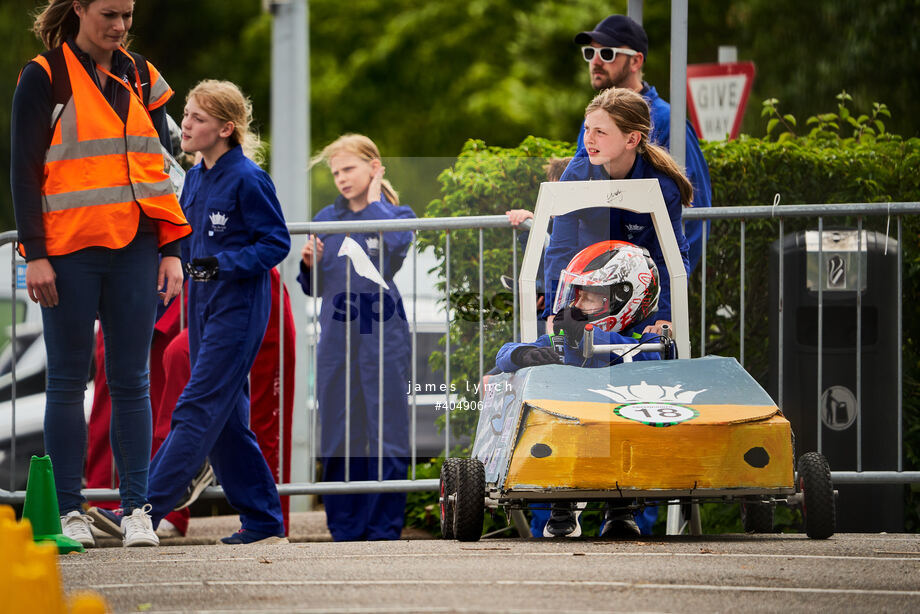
[574,15,648,58]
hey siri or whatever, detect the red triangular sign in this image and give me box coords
[686,61,755,141]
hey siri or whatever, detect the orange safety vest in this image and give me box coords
[23,42,190,258]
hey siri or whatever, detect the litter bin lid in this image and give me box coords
[805,230,867,252]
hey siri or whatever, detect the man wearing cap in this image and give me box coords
[571,14,712,273]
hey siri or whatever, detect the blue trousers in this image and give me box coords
[322,457,408,541]
[42,233,158,514]
[316,316,410,541]
[147,276,284,536]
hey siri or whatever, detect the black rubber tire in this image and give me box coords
[439,458,460,540]
[798,452,836,539]
[741,500,774,533]
[453,458,485,542]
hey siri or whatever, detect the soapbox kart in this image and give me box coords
[438,179,836,541]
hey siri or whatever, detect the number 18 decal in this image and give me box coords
[614,403,698,427]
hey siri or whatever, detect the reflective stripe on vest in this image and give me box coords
[148,71,170,106]
[46,134,162,164]
[43,178,175,212]
[35,43,189,256]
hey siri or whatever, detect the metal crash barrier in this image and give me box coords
[2,203,920,512]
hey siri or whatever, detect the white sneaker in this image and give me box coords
[121,504,159,547]
[60,510,95,547]
[156,518,182,538]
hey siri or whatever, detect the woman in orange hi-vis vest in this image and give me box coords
[10,0,190,548]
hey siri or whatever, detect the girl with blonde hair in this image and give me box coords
[142,79,291,545]
[298,134,416,541]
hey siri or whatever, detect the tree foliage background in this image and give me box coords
[1,0,918,226]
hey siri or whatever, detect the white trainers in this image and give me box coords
[60,510,95,547]
[121,504,159,547]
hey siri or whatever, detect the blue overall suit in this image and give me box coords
[148,145,290,536]
[298,194,415,541]
[575,83,712,272]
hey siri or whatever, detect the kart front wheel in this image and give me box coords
[439,458,460,539]
[798,452,836,539]
[453,458,485,542]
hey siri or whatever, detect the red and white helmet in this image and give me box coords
[552,240,659,333]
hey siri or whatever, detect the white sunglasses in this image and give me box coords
[581,46,638,63]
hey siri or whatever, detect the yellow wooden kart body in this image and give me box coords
[473,356,795,501]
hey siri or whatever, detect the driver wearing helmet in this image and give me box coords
[494,240,667,539]
[495,240,663,372]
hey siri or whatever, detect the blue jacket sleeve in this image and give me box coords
[495,336,553,372]
[370,200,414,250]
[498,331,660,372]
[574,122,587,158]
[10,62,53,261]
[297,207,332,296]
[216,170,291,280]
[370,200,415,278]
[682,125,712,272]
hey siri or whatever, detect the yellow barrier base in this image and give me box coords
[0,505,108,614]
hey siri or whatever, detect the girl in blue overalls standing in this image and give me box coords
[146,80,291,544]
[298,134,415,541]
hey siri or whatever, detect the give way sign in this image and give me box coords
[686,61,755,141]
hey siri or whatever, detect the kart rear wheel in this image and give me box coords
[741,500,774,533]
[453,458,485,542]
[798,452,836,539]
[439,458,460,539]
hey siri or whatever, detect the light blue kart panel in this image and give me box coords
[471,356,777,487]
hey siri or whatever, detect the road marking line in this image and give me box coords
[87,579,920,596]
[60,551,920,566]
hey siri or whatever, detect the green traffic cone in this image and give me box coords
[22,455,84,554]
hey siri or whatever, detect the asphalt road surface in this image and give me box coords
[60,530,920,613]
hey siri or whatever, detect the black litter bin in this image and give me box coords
[768,229,904,532]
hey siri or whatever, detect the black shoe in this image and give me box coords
[86,506,123,538]
[173,461,215,511]
[218,529,289,545]
[543,502,584,538]
[600,506,641,538]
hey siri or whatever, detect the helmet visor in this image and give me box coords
[552,266,614,315]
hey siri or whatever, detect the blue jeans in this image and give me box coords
[42,232,158,514]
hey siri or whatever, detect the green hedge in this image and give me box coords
[414,124,920,535]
